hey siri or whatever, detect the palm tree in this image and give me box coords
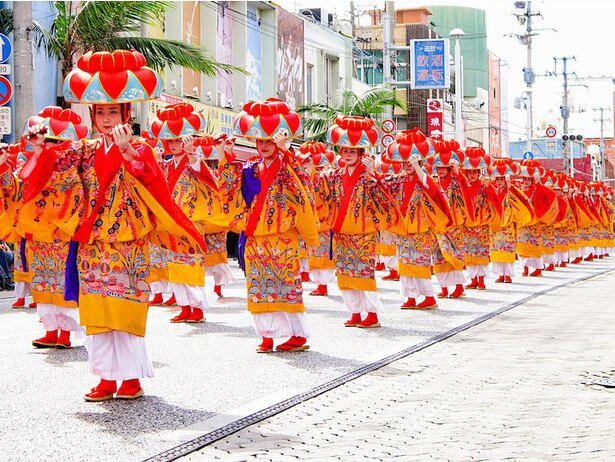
[298,85,406,141]
[22,1,243,79]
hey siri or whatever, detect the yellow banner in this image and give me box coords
[148,93,237,137]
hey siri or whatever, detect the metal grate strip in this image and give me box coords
[144,268,613,462]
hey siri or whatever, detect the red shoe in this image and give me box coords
[163,294,177,306]
[116,379,144,399]
[529,268,542,277]
[584,254,594,262]
[598,254,604,259]
[495,276,505,283]
[382,269,400,281]
[256,337,274,353]
[415,296,438,309]
[56,330,72,349]
[309,284,328,296]
[572,257,582,264]
[523,266,529,276]
[28,301,37,308]
[449,284,464,298]
[357,312,380,328]
[401,297,416,309]
[344,313,362,327]
[300,271,310,282]
[84,379,117,402]
[170,306,191,323]
[149,293,163,306]
[477,276,486,290]
[559,262,567,268]
[185,308,204,323]
[276,336,309,352]
[545,263,555,271]
[12,298,25,308]
[504,276,512,283]
[375,262,385,271]
[32,330,58,348]
[437,287,449,298]
[466,277,478,289]
[214,284,222,297]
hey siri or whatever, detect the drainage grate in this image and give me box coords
[582,370,615,388]
[144,268,614,462]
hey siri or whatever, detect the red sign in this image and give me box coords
[381,118,396,133]
[545,126,557,138]
[426,98,443,139]
[0,75,12,106]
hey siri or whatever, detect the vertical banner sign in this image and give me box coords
[245,4,262,102]
[216,2,234,106]
[276,8,304,109]
[426,98,444,139]
[410,38,450,90]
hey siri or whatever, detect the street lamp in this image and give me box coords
[450,28,465,146]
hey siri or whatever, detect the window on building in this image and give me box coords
[306,64,313,104]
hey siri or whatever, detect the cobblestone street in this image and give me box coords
[186,270,615,462]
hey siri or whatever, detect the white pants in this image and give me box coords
[85,331,154,381]
[582,246,595,258]
[206,263,236,286]
[149,280,170,295]
[569,248,581,259]
[381,255,398,269]
[311,268,336,285]
[37,303,84,336]
[435,270,465,288]
[169,282,209,309]
[400,276,434,298]
[543,254,556,265]
[492,262,514,277]
[299,258,309,273]
[554,251,568,264]
[14,281,31,299]
[466,264,489,278]
[253,312,310,338]
[522,257,543,270]
[341,289,383,313]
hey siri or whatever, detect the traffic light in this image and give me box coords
[562,134,583,142]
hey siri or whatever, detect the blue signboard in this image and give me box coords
[523,151,534,160]
[410,38,450,89]
[0,33,12,64]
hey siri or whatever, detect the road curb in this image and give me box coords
[144,268,614,462]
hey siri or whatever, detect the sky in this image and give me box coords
[277,0,615,141]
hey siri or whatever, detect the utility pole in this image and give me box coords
[382,1,394,120]
[513,1,542,151]
[551,56,576,176]
[13,2,34,137]
[593,106,611,181]
[349,1,356,38]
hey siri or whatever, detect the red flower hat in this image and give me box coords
[297,141,335,167]
[194,136,220,161]
[488,158,517,178]
[326,115,379,148]
[148,103,205,140]
[63,50,163,104]
[233,98,302,140]
[429,139,464,167]
[518,159,544,178]
[462,147,490,170]
[384,127,433,163]
[23,106,90,142]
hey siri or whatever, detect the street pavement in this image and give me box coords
[0,258,613,461]
[184,269,615,462]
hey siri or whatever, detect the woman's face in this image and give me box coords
[494,176,506,188]
[340,147,361,166]
[466,169,480,183]
[94,104,123,135]
[167,139,183,155]
[522,177,533,189]
[436,166,450,178]
[256,139,277,159]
